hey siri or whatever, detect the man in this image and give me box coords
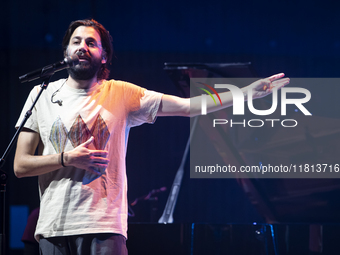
[14,19,289,255]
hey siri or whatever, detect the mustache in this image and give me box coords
[76,51,91,60]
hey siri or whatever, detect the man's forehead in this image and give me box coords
[70,26,101,41]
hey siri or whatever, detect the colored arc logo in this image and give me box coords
[197,82,223,106]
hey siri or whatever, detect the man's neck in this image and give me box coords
[66,75,99,90]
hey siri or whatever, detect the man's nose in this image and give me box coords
[78,41,88,52]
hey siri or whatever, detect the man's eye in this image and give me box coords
[88,42,96,47]
[73,41,80,45]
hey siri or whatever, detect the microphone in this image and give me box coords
[19,54,79,83]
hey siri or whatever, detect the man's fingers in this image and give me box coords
[272,77,290,88]
[264,76,289,91]
[268,73,285,82]
[91,150,108,157]
[90,156,110,165]
[81,136,94,148]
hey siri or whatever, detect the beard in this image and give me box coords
[67,56,102,81]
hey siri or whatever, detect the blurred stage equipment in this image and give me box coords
[151,62,340,254]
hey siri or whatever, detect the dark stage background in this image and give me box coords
[1,0,340,253]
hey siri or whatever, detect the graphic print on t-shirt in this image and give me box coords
[49,114,111,153]
[68,114,92,148]
[49,116,69,153]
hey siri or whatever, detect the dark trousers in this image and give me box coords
[39,233,128,255]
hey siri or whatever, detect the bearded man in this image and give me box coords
[14,19,289,255]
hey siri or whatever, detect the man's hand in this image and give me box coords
[157,73,290,117]
[245,73,290,99]
[64,136,109,175]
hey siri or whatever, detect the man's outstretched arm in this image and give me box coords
[157,73,290,117]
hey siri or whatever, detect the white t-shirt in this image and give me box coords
[16,79,163,240]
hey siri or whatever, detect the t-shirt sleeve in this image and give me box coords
[127,90,163,127]
[15,86,40,132]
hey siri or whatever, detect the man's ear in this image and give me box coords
[101,52,107,64]
[64,47,69,58]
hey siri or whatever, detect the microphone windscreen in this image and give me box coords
[65,54,79,67]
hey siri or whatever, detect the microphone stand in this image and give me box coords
[0,75,52,255]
